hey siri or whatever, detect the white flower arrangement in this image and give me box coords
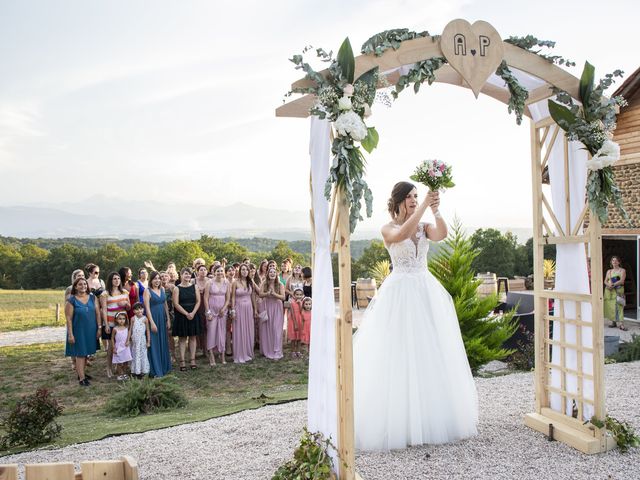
[334,110,368,141]
[586,139,620,171]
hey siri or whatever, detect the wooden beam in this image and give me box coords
[335,186,355,480]
[0,465,18,480]
[277,39,580,119]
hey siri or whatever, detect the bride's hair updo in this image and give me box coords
[387,181,416,219]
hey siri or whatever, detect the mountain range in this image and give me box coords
[0,196,533,242]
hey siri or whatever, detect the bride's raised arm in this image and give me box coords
[382,190,437,245]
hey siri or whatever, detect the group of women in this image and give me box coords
[64,257,313,386]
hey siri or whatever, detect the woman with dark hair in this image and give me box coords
[144,271,172,377]
[102,271,130,378]
[205,265,230,366]
[224,265,236,356]
[230,264,257,363]
[65,277,101,386]
[172,268,201,370]
[119,267,139,319]
[604,255,627,330]
[259,267,285,360]
[352,181,478,451]
[194,264,209,357]
[301,267,313,298]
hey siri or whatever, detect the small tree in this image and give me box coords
[429,220,517,372]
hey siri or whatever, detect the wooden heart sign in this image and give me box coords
[440,19,504,98]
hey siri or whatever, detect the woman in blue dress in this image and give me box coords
[143,271,172,377]
[65,277,101,386]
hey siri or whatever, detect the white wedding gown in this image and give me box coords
[353,223,478,451]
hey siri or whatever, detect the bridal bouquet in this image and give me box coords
[410,159,455,191]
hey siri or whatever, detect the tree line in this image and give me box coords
[0,229,553,290]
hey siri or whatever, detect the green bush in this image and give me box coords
[273,428,338,480]
[429,220,518,373]
[0,388,63,449]
[105,377,187,417]
[609,334,640,363]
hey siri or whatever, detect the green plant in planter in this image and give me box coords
[369,259,391,285]
[273,428,341,480]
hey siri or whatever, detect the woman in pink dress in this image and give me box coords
[230,264,257,363]
[259,267,285,360]
[205,265,230,366]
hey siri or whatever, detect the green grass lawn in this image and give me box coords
[0,342,309,455]
[0,290,65,332]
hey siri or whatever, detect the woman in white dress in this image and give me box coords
[353,181,478,451]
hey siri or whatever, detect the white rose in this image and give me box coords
[343,84,354,97]
[338,95,352,111]
[334,110,368,141]
[594,140,620,167]
[586,157,604,171]
[363,104,372,118]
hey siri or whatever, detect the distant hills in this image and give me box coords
[0,196,533,243]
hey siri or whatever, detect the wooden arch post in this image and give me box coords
[524,117,615,453]
[278,20,615,478]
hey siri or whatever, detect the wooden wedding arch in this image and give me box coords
[276,19,615,480]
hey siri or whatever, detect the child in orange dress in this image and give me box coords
[301,297,312,351]
[287,288,304,357]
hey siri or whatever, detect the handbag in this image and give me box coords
[258,310,268,323]
[283,300,291,309]
[616,294,626,307]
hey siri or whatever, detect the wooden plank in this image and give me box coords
[544,314,593,329]
[545,384,594,405]
[546,361,594,381]
[559,300,567,411]
[575,302,584,421]
[80,461,124,480]
[335,186,355,480]
[588,212,607,449]
[540,407,596,435]
[541,125,560,172]
[545,338,594,354]
[524,412,615,454]
[530,121,547,413]
[539,125,551,147]
[571,204,589,236]
[563,136,571,235]
[121,457,138,480]
[541,193,565,236]
[25,463,75,480]
[275,95,317,118]
[535,116,557,129]
[612,130,640,141]
[535,290,592,302]
[526,84,554,105]
[539,235,589,245]
[0,465,18,480]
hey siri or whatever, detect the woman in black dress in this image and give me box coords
[172,268,201,371]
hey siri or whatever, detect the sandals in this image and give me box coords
[179,361,187,372]
[190,362,198,370]
[619,324,628,331]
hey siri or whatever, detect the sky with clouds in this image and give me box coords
[0,0,638,232]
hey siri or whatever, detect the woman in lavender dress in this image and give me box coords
[230,264,257,363]
[205,265,230,366]
[259,267,285,360]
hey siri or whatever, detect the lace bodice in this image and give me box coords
[386,223,430,274]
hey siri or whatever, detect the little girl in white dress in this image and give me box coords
[127,302,150,378]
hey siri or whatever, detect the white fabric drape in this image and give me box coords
[529,100,595,421]
[307,117,339,470]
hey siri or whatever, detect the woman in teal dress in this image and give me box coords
[65,277,101,386]
[143,271,172,377]
[604,255,627,331]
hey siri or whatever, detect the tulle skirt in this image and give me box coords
[353,268,479,451]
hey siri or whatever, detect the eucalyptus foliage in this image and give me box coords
[548,62,629,224]
[289,38,380,232]
[505,35,576,67]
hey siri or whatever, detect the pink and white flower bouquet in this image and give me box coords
[410,159,455,191]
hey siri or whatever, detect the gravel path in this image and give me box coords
[0,326,66,347]
[1,362,638,479]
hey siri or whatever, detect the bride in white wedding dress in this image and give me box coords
[353,181,478,451]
